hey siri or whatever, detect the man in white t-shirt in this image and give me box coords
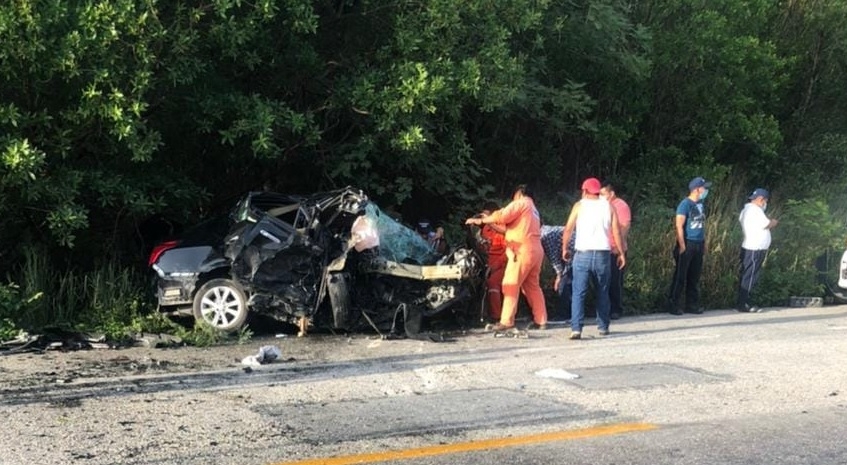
[737,188,779,313]
[562,177,625,339]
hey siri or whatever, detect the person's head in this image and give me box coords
[581,177,602,198]
[748,188,769,209]
[416,219,433,237]
[600,180,619,201]
[512,184,533,201]
[482,201,499,216]
[688,176,712,201]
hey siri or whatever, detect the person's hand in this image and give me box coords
[464,218,478,225]
[562,249,571,262]
[553,274,561,291]
[617,253,626,270]
[678,243,686,254]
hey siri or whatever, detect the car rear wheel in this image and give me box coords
[192,278,248,331]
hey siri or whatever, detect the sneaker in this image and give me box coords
[569,331,582,340]
[598,329,610,336]
[736,304,762,313]
[525,322,548,331]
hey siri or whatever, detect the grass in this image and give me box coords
[1,248,255,345]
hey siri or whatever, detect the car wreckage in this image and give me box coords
[149,187,488,340]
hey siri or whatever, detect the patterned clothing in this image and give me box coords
[677,198,706,242]
[540,225,566,275]
[539,225,574,276]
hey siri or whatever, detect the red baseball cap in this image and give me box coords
[582,177,601,195]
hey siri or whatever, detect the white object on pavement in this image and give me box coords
[535,368,580,380]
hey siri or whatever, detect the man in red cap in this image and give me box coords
[561,177,625,339]
[466,185,547,331]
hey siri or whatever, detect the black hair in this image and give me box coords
[515,184,534,198]
[601,179,618,192]
[482,201,499,212]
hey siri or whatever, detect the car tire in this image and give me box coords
[192,278,249,331]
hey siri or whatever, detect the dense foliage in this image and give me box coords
[2,0,846,334]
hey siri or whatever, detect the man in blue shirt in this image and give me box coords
[667,176,711,315]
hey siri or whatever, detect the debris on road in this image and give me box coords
[0,329,113,355]
[241,345,282,367]
[534,368,580,380]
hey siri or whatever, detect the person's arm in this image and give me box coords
[619,203,631,250]
[488,223,506,234]
[760,210,778,229]
[466,200,520,227]
[561,202,580,261]
[610,208,626,269]
[675,206,687,253]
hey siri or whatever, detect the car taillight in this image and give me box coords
[148,240,180,267]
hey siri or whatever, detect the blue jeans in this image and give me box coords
[571,250,611,332]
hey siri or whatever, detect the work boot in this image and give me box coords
[486,323,515,332]
[525,322,547,331]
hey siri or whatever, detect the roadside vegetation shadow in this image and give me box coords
[167,313,298,336]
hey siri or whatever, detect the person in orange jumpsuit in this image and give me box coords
[477,201,507,320]
[466,185,547,331]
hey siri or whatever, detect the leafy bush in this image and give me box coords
[755,198,843,304]
[0,282,41,341]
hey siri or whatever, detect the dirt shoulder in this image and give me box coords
[0,330,478,389]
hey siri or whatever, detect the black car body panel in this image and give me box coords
[151,187,486,338]
[151,216,233,307]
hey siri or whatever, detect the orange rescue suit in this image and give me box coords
[481,224,507,319]
[488,196,547,327]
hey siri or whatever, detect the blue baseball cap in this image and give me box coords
[748,188,769,200]
[688,176,712,191]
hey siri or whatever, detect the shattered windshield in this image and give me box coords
[362,204,439,264]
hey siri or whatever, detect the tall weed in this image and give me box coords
[16,247,153,338]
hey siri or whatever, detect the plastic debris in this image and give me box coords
[534,368,580,380]
[241,345,282,367]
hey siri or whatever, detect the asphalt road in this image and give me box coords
[1,304,846,465]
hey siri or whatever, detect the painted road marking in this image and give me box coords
[271,422,658,465]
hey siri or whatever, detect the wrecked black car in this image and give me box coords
[149,187,487,339]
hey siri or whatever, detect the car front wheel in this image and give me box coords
[192,278,248,331]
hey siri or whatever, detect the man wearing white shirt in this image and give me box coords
[737,188,779,313]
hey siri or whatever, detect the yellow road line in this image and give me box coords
[271,422,658,465]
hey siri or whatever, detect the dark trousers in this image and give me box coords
[737,248,766,308]
[668,240,704,311]
[552,267,573,320]
[610,253,626,314]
